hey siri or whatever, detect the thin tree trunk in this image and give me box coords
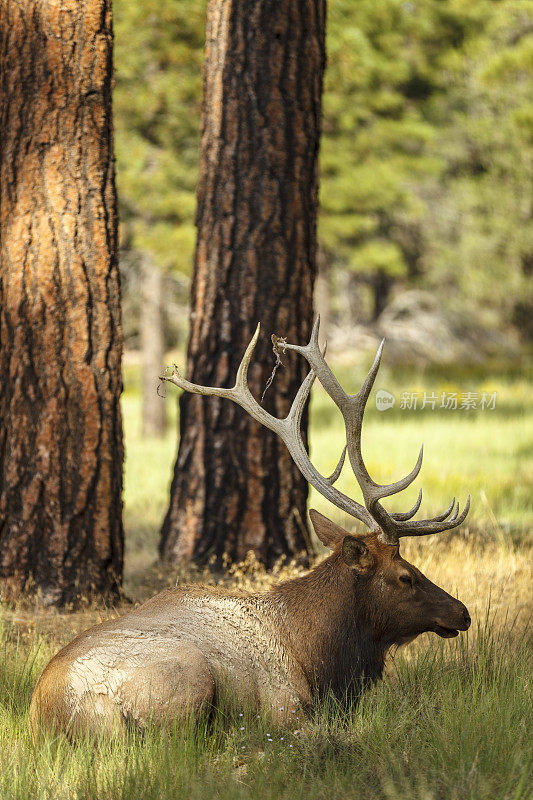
[160,0,326,568]
[141,261,166,437]
[373,270,391,320]
[0,0,123,606]
[315,249,330,350]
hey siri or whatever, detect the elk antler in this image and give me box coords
[160,318,470,546]
[160,325,375,529]
[278,316,470,545]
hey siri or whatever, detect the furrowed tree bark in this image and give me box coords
[160,0,326,567]
[0,0,123,606]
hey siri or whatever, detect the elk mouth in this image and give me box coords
[433,622,460,638]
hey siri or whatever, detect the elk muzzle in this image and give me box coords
[433,601,471,638]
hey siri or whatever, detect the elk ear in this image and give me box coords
[341,536,375,573]
[309,509,348,549]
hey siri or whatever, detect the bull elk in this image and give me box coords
[30,318,471,736]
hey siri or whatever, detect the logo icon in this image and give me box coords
[376,389,395,411]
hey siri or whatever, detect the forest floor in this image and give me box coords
[0,357,531,799]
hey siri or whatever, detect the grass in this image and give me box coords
[0,354,531,799]
[1,610,531,799]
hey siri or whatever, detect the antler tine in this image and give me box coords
[234,323,261,390]
[160,323,262,401]
[285,328,424,500]
[350,339,426,501]
[387,494,459,531]
[371,446,424,500]
[393,495,471,538]
[285,324,424,507]
[391,489,422,521]
[160,324,284,438]
[282,314,350,409]
[326,446,347,485]
[428,496,456,523]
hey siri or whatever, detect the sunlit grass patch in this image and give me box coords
[0,609,530,800]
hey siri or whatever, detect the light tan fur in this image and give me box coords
[30,584,310,736]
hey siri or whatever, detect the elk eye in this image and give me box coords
[399,574,413,587]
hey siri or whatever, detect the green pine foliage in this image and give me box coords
[424,0,533,331]
[114,0,204,276]
[113,0,533,337]
[320,1,487,290]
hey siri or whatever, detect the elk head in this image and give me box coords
[161,316,471,644]
[308,509,470,646]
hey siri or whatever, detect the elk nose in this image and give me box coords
[463,609,471,629]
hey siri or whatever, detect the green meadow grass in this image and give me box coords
[0,614,530,800]
[0,356,530,799]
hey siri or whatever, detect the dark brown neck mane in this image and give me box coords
[268,552,388,701]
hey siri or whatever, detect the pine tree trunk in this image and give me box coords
[0,0,123,606]
[372,270,391,320]
[160,0,326,567]
[141,261,166,437]
[315,250,330,350]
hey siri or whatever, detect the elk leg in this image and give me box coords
[258,690,303,724]
[118,645,215,729]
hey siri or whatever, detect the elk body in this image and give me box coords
[30,319,471,736]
